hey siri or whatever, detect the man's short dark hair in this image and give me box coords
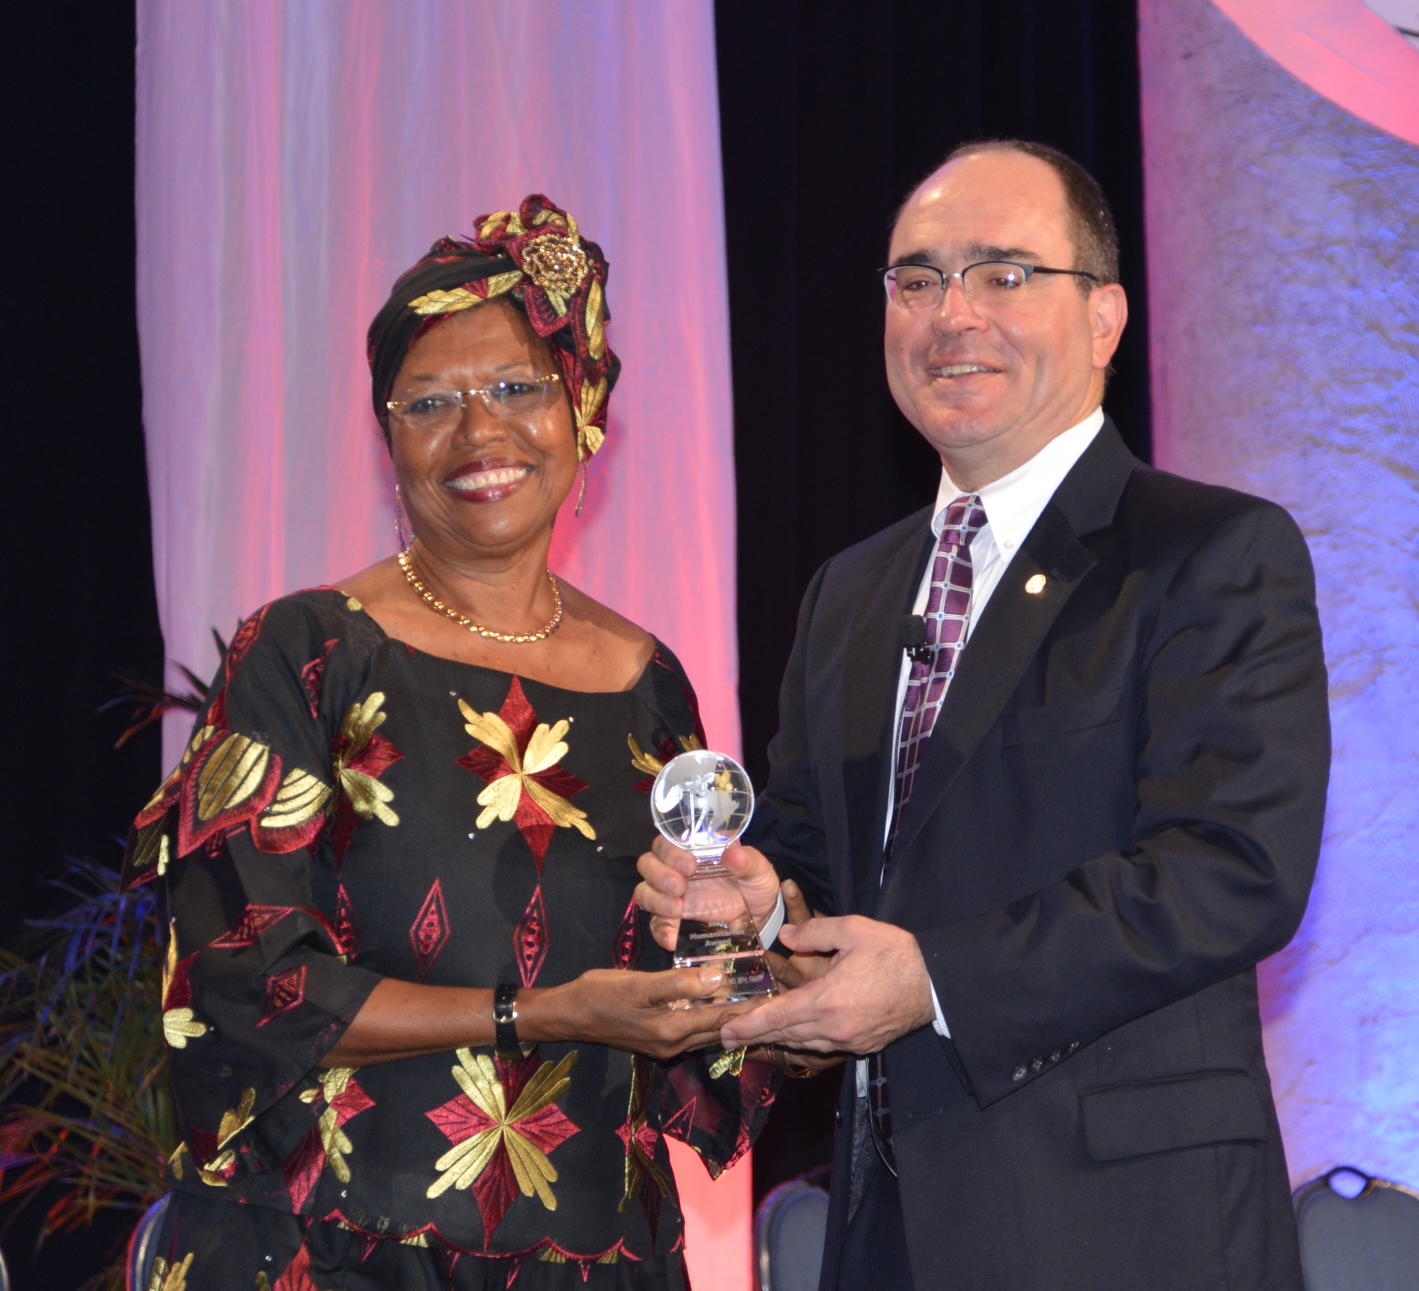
[914,139,1121,289]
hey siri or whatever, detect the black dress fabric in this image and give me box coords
[122,590,773,1288]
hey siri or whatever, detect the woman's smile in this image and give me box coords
[444,457,534,502]
[388,303,579,552]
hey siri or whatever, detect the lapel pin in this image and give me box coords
[1024,573,1047,595]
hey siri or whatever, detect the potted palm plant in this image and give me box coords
[0,641,221,1289]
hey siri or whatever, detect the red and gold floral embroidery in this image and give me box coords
[161,926,207,1050]
[189,1087,256,1187]
[515,886,550,986]
[146,1252,194,1291]
[255,1243,316,1291]
[299,638,340,717]
[538,1245,623,1269]
[123,726,213,887]
[611,896,641,971]
[410,879,452,981]
[627,731,703,794]
[457,677,594,869]
[276,1245,317,1291]
[258,965,307,1027]
[616,1056,675,1242]
[130,746,187,842]
[176,729,283,857]
[653,646,709,745]
[285,1068,376,1213]
[126,718,335,883]
[331,691,402,859]
[709,1047,747,1079]
[208,904,342,954]
[425,1050,580,1244]
[659,1054,777,1180]
[124,817,171,886]
[206,604,272,730]
[256,767,332,854]
[333,884,361,960]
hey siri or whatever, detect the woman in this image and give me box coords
[122,196,774,1289]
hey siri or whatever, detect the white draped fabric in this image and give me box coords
[135,1,748,1281]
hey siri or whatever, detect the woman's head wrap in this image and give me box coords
[367,194,619,460]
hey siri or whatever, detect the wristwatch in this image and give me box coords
[494,983,527,1062]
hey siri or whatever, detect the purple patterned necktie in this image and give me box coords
[870,493,986,1167]
[889,493,988,841]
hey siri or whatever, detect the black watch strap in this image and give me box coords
[494,983,524,1061]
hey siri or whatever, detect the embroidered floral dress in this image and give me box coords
[122,590,773,1290]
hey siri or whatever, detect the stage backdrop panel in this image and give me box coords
[1140,0,1419,1186]
[135,1,749,1283]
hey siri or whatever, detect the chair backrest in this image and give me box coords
[125,1193,171,1291]
[756,1175,830,1291]
[1294,1166,1419,1291]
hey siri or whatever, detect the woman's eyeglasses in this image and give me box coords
[387,374,563,430]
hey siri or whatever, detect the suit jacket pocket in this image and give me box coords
[1080,1069,1266,1162]
[1001,687,1122,746]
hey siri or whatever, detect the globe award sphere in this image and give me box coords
[650,750,776,1008]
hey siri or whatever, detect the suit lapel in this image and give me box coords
[886,422,1137,870]
[839,517,935,915]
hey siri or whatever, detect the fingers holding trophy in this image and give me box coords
[649,750,777,1009]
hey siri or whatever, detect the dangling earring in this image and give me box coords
[575,460,588,517]
[394,482,415,551]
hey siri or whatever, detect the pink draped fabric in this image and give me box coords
[1209,0,1419,146]
[135,2,748,1282]
[1141,0,1419,1185]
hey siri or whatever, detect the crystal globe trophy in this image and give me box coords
[650,750,777,1008]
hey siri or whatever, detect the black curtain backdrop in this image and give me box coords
[715,0,1149,1203]
[2,3,162,938]
[1,6,162,1285]
[0,0,1146,1274]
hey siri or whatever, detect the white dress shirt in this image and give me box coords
[753,409,1105,1088]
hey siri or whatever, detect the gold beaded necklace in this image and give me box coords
[398,548,563,644]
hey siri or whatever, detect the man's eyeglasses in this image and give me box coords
[386,374,563,431]
[881,261,1099,310]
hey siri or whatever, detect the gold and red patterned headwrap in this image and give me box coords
[367,194,619,461]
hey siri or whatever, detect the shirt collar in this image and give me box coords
[931,407,1105,549]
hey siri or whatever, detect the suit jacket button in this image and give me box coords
[1031,1057,1044,1072]
[1067,1041,1080,1054]
[1011,1065,1028,1082]
[1050,1050,1062,1063]
[835,1108,843,1127]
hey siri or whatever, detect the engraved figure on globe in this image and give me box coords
[650,750,776,1007]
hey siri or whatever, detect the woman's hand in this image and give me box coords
[324,965,748,1068]
[327,845,812,1071]
[635,837,782,953]
[765,878,833,990]
[527,966,749,1061]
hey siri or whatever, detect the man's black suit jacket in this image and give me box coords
[748,421,1329,1290]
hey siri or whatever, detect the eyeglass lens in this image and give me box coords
[390,377,559,429]
[886,262,1031,309]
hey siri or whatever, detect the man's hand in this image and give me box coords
[635,837,782,953]
[720,916,936,1054]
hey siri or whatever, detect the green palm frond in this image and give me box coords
[0,860,175,1255]
[97,627,230,748]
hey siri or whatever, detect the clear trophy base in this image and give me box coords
[670,869,777,1009]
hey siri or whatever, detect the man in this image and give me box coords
[638,140,1329,1289]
